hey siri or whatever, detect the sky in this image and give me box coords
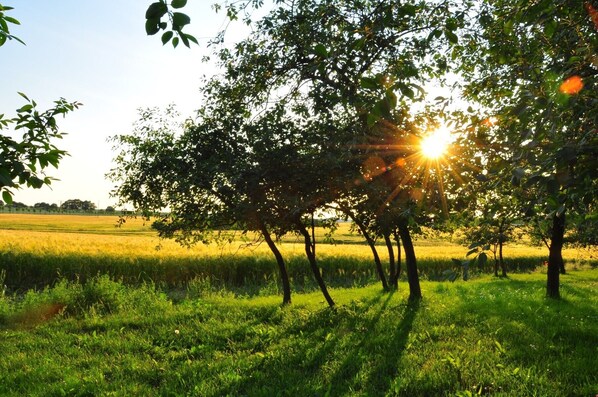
[1,1,248,208]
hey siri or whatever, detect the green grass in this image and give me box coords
[0,271,596,396]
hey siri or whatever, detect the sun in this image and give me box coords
[420,126,452,159]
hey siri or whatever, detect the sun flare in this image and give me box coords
[420,126,452,159]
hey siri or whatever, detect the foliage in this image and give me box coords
[60,198,96,212]
[455,0,598,296]
[0,5,81,204]
[144,0,197,48]
[0,3,23,46]
[0,94,81,204]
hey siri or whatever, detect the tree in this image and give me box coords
[457,0,598,298]
[110,104,298,305]
[60,199,96,212]
[134,0,468,303]
[0,5,81,203]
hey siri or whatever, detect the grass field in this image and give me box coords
[0,272,596,396]
[0,214,596,395]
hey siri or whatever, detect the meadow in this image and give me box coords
[0,214,596,396]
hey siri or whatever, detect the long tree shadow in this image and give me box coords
[210,291,395,396]
[325,298,419,396]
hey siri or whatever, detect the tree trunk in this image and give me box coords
[493,244,499,277]
[498,238,507,277]
[351,216,388,290]
[394,231,402,278]
[384,232,398,289]
[259,222,291,305]
[398,220,422,300]
[547,211,565,299]
[498,220,507,277]
[297,224,335,307]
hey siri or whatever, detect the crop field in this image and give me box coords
[0,214,596,396]
[0,213,596,293]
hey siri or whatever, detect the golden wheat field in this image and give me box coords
[0,213,594,263]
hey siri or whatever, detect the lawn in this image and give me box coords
[0,272,596,396]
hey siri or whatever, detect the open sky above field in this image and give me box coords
[0,1,255,208]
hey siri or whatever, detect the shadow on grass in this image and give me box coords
[203,291,420,396]
[448,276,598,390]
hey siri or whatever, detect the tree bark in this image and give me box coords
[398,220,422,300]
[353,218,388,290]
[259,222,291,305]
[498,219,507,277]
[547,211,565,299]
[384,232,398,289]
[394,231,402,278]
[297,223,335,307]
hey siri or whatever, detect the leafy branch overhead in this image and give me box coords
[0,94,82,204]
[0,3,25,46]
[145,0,198,48]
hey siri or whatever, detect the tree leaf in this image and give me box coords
[145,19,161,35]
[360,77,379,90]
[172,12,191,29]
[161,31,174,45]
[2,190,12,204]
[145,2,168,19]
[314,43,328,57]
[444,30,458,44]
[171,0,187,9]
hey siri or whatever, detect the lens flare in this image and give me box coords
[559,75,584,95]
[420,126,452,159]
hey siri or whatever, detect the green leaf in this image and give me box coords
[180,33,190,48]
[544,20,557,38]
[314,44,328,57]
[466,248,478,257]
[3,16,20,25]
[360,77,379,90]
[145,19,161,35]
[444,30,458,44]
[2,190,12,204]
[145,2,168,19]
[171,0,187,9]
[172,12,191,29]
[185,34,198,45]
[161,31,173,45]
[17,92,30,101]
[172,37,179,48]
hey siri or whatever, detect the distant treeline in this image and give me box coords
[0,199,121,214]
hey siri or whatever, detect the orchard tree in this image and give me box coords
[137,0,468,302]
[457,0,598,298]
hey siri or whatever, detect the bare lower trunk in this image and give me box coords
[352,217,388,290]
[394,231,402,278]
[398,220,422,300]
[384,232,398,289]
[499,239,507,277]
[297,224,335,307]
[547,211,565,299]
[259,222,291,305]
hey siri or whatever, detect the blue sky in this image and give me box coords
[1,1,245,208]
